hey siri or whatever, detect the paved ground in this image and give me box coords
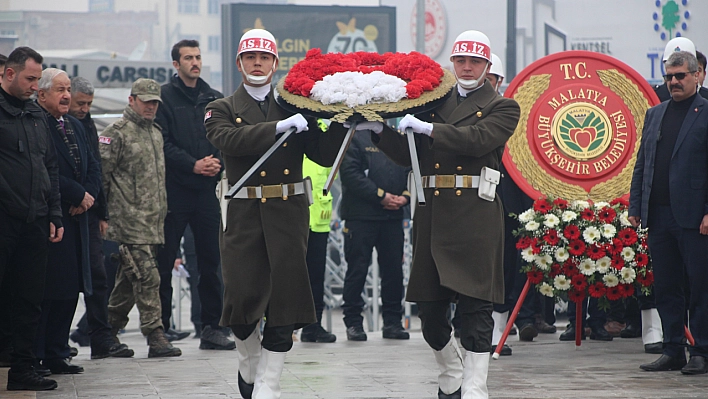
[1,304,707,398]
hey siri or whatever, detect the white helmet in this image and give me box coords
[238,29,279,59]
[489,53,504,78]
[450,30,491,62]
[663,37,696,61]
[237,29,278,86]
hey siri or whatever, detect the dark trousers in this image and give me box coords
[182,225,203,330]
[342,219,404,328]
[648,205,708,357]
[81,212,112,348]
[304,230,328,330]
[35,296,79,361]
[567,297,607,330]
[0,213,48,371]
[157,181,223,330]
[418,296,494,353]
[231,322,295,353]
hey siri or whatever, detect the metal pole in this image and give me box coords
[416,0,425,53]
[506,0,518,82]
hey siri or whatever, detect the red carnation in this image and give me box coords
[606,286,622,301]
[618,228,638,246]
[516,236,532,250]
[611,255,624,270]
[527,269,544,284]
[568,289,586,303]
[571,274,588,292]
[568,240,586,256]
[586,244,606,260]
[635,253,649,267]
[564,225,581,240]
[553,198,569,209]
[406,82,424,99]
[543,229,560,245]
[598,207,617,223]
[533,198,552,214]
[588,282,606,298]
[581,208,595,221]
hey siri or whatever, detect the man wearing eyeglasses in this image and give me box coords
[629,50,708,375]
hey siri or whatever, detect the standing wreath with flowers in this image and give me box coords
[513,196,653,309]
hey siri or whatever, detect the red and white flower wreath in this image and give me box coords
[284,48,445,107]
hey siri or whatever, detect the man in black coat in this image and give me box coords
[0,47,62,391]
[154,40,233,349]
[339,127,411,342]
[34,68,103,375]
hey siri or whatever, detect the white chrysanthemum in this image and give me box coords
[521,247,536,263]
[518,209,536,223]
[525,220,540,231]
[594,201,610,209]
[621,267,636,283]
[310,71,408,107]
[535,254,553,271]
[603,273,619,287]
[595,256,611,273]
[601,224,617,238]
[571,200,591,210]
[554,247,570,262]
[543,213,560,228]
[619,211,631,227]
[578,258,596,276]
[553,275,571,291]
[561,210,578,222]
[583,226,601,243]
[539,282,554,297]
[621,247,635,262]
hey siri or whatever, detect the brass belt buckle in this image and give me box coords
[437,175,455,188]
[262,184,282,198]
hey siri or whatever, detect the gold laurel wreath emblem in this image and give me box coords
[506,69,652,201]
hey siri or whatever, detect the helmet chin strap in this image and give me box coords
[455,60,489,90]
[240,55,276,86]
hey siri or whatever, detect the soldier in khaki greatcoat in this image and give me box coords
[359,31,520,399]
[205,29,345,399]
[99,78,181,358]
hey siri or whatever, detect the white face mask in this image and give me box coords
[455,60,489,90]
[240,55,276,86]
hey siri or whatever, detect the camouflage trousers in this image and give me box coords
[107,244,163,336]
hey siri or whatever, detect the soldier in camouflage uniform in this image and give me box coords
[98,79,181,358]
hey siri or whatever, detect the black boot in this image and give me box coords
[7,369,57,391]
[559,323,586,341]
[301,324,337,343]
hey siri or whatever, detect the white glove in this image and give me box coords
[276,113,309,134]
[398,114,433,136]
[343,121,383,134]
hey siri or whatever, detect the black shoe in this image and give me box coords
[491,344,512,356]
[165,328,190,342]
[91,342,135,359]
[644,342,663,354]
[589,326,613,341]
[70,329,91,347]
[620,322,642,338]
[640,354,687,371]
[69,346,79,357]
[518,323,538,342]
[382,324,410,340]
[7,369,57,391]
[301,324,337,343]
[200,325,236,350]
[681,355,708,375]
[43,358,84,374]
[438,386,462,399]
[559,324,586,341]
[534,314,557,333]
[238,371,254,399]
[346,326,367,341]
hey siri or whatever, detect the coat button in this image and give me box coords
[260,171,266,177]
[456,166,462,171]
[282,195,288,201]
[282,142,288,147]
[434,190,440,196]
[261,198,267,203]
[476,111,482,117]
[283,169,290,175]
[434,163,440,169]
[236,117,242,123]
[456,190,462,196]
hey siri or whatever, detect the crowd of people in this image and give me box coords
[0,26,706,399]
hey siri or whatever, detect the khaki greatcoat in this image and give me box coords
[375,83,520,304]
[205,85,345,328]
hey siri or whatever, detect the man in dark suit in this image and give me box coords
[629,50,708,375]
[35,68,104,375]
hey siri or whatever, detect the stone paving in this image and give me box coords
[1,307,707,398]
